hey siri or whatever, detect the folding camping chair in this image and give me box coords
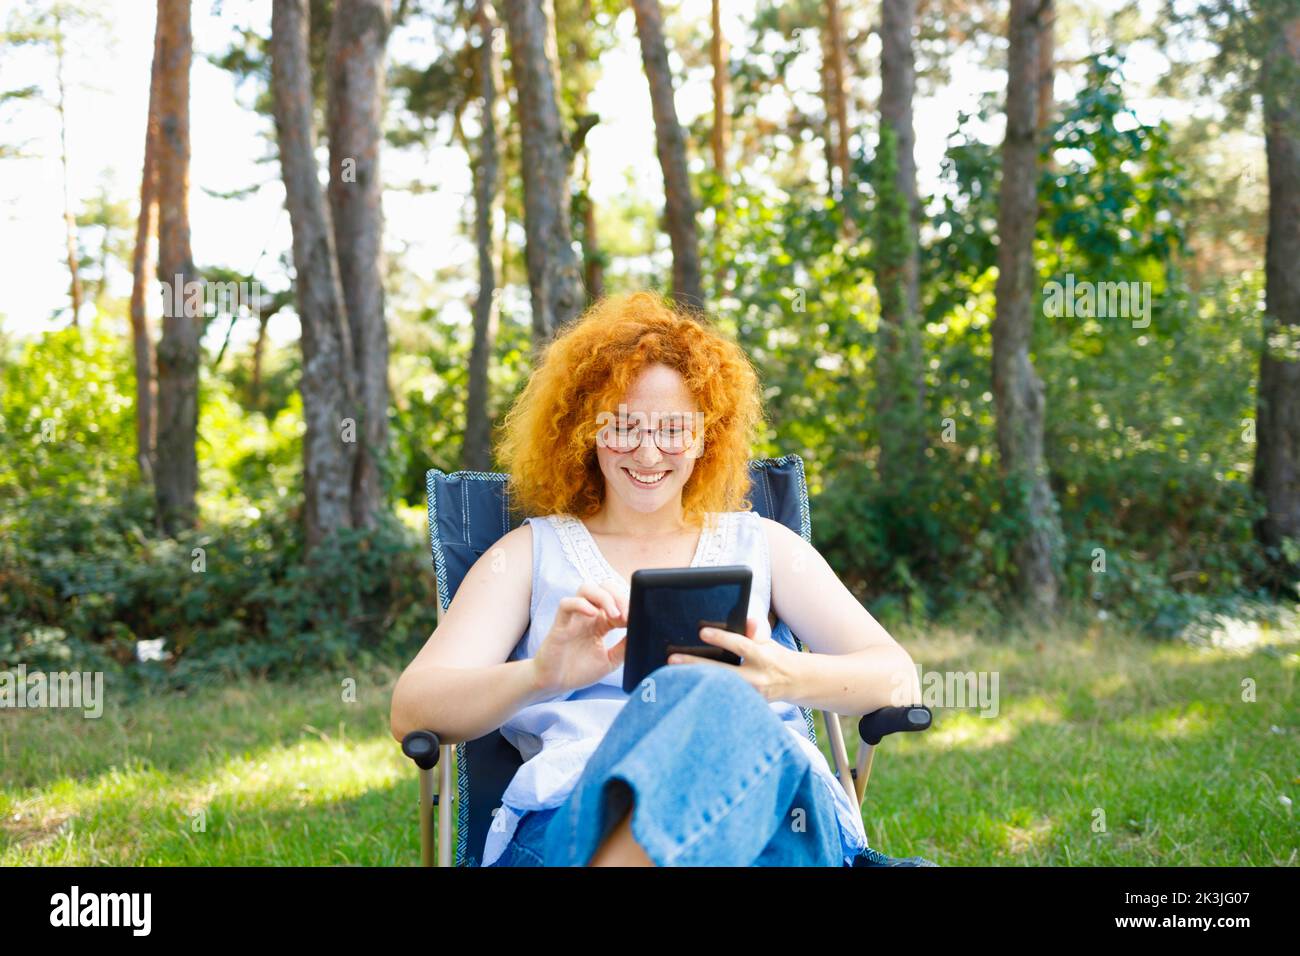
[400,454,932,866]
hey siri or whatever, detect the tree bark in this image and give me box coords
[825,0,851,199]
[709,0,729,295]
[251,309,269,408]
[464,0,504,472]
[819,23,837,198]
[327,0,391,529]
[875,0,925,489]
[271,0,359,549]
[630,0,703,310]
[992,0,1062,615]
[154,0,201,535]
[502,0,584,347]
[580,165,604,301]
[1253,15,1300,587]
[130,11,163,484]
[880,0,920,322]
[572,0,604,305]
[710,0,728,181]
[1036,0,1056,137]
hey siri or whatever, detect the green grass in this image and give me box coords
[2,618,1296,865]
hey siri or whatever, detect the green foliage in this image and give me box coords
[388,302,532,503]
[1,486,438,686]
[699,49,1281,635]
[0,320,437,685]
[0,318,138,499]
[1159,0,1300,123]
[2,21,1289,681]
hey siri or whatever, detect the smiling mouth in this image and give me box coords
[623,467,669,487]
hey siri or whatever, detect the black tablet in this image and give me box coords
[621,565,752,693]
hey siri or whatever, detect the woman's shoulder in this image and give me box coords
[715,510,780,560]
[727,508,780,532]
[707,508,773,539]
[519,513,568,533]
[739,510,806,560]
[492,519,537,560]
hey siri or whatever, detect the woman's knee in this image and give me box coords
[612,663,784,762]
[641,661,760,706]
[646,664,776,730]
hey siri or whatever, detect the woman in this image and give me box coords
[390,291,926,867]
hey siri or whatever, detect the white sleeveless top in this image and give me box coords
[480,509,870,866]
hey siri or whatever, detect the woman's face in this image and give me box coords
[594,362,701,516]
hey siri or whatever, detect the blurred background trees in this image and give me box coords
[1,0,1295,684]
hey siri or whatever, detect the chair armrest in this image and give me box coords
[858,706,932,746]
[401,730,442,770]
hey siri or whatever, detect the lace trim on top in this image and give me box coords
[548,511,739,584]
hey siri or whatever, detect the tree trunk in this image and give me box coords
[824,0,851,199]
[130,12,163,484]
[327,0,391,529]
[1253,15,1300,588]
[580,167,604,301]
[630,0,703,310]
[154,0,201,536]
[879,0,921,325]
[1036,0,1056,136]
[992,0,1061,615]
[53,6,83,327]
[708,0,730,296]
[875,0,925,489]
[572,0,604,305]
[251,309,269,408]
[464,0,503,472]
[502,0,584,347]
[710,0,728,181]
[819,23,837,198]
[271,0,359,550]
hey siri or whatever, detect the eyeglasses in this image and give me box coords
[597,415,699,455]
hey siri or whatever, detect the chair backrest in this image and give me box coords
[425,455,818,866]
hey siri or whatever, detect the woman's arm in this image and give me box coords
[762,516,923,716]
[389,523,552,744]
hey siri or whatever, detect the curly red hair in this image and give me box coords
[496,291,764,527]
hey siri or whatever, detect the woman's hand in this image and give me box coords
[532,579,630,696]
[668,617,801,704]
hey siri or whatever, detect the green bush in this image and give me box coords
[1,486,437,686]
[0,320,437,687]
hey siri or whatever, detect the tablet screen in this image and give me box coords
[622,566,751,693]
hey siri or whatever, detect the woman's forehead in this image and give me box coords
[620,363,697,405]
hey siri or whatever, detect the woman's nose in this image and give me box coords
[631,432,664,465]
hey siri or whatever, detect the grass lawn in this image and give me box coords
[2,618,1296,866]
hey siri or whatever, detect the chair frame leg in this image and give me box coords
[439,746,454,867]
[422,590,457,868]
[416,745,457,867]
[821,709,856,803]
[418,766,436,867]
[854,741,876,805]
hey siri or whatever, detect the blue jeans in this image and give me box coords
[487,663,849,867]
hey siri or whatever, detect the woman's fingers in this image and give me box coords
[609,580,631,622]
[606,633,628,667]
[576,580,624,624]
[668,652,723,667]
[557,595,601,624]
[697,622,751,656]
